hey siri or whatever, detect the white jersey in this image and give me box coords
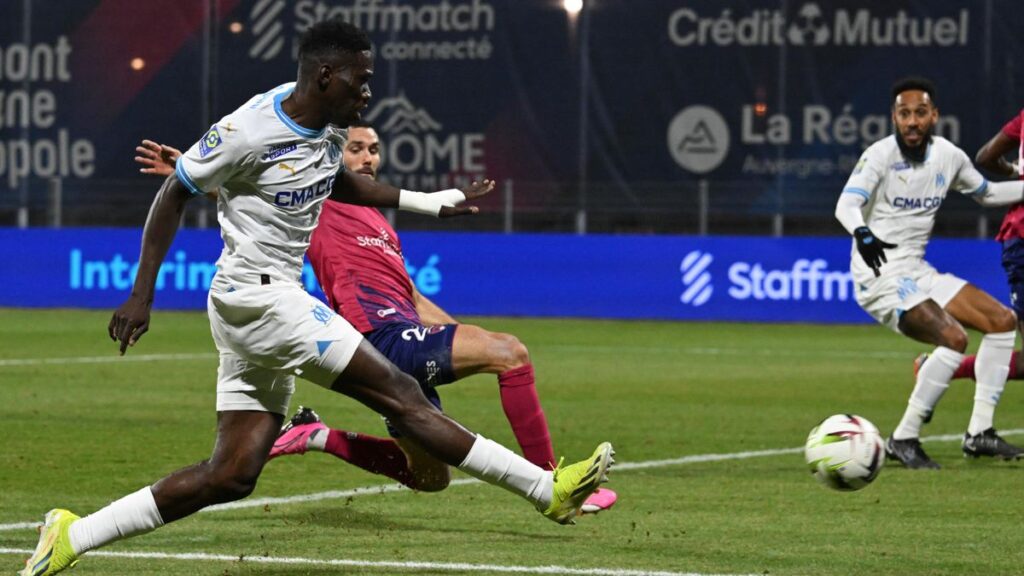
[176,82,346,290]
[841,135,988,283]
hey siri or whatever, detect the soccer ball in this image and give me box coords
[804,414,884,491]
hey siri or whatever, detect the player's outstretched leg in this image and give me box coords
[331,341,614,523]
[19,509,80,576]
[452,325,618,514]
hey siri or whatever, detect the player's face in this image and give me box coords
[892,90,937,149]
[344,127,381,179]
[327,50,374,127]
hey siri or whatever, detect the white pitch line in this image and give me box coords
[0,353,216,367]
[0,344,922,368]
[4,428,1021,534]
[0,547,754,576]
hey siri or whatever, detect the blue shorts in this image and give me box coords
[1002,238,1024,317]
[364,322,458,437]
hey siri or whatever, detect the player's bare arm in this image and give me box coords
[108,176,194,354]
[976,131,1019,178]
[331,169,493,217]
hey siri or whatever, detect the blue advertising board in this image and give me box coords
[0,228,1008,324]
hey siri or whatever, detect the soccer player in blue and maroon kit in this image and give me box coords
[135,125,617,512]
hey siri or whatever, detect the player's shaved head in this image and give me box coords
[297,18,372,82]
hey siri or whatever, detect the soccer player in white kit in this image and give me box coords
[19,20,613,576]
[835,77,1024,469]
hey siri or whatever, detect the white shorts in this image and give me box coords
[855,261,967,333]
[207,283,362,415]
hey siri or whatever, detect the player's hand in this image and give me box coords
[135,140,181,177]
[438,179,494,218]
[854,226,897,277]
[108,294,153,355]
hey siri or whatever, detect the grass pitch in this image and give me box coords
[2,309,1024,575]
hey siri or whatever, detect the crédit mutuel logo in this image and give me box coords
[668,2,969,48]
[248,0,496,62]
[362,94,487,190]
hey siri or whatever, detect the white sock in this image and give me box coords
[306,428,327,451]
[457,434,553,510]
[969,330,1015,435]
[893,347,962,439]
[67,486,164,555]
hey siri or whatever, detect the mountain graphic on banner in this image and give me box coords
[363,94,444,133]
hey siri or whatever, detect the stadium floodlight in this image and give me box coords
[563,0,583,16]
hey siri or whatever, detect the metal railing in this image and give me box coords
[8,176,997,239]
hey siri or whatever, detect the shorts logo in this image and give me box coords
[199,127,222,157]
[401,325,446,341]
[312,304,333,325]
[424,360,440,385]
[896,277,919,301]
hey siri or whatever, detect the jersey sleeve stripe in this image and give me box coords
[175,161,205,196]
[966,179,989,197]
[841,187,871,200]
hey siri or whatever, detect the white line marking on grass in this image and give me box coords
[0,344,920,368]
[0,353,216,367]
[5,428,1021,534]
[0,547,754,576]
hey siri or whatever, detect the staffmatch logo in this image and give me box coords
[679,250,714,307]
[248,0,288,61]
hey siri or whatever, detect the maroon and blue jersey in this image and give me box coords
[307,200,420,333]
[995,108,1024,242]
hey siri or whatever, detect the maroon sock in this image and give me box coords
[954,355,976,380]
[1010,351,1021,380]
[323,429,419,488]
[498,364,556,470]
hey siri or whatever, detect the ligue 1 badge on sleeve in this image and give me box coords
[200,127,223,157]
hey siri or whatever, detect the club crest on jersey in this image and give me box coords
[935,173,946,188]
[262,142,297,161]
[199,127,222,157]
[327,141,341,163]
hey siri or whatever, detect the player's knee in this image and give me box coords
[492,332,530,371]
[940,327,969,353]
[204,462,260,503]
[990,307,1017,333]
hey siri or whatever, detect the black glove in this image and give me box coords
[854,226,897,277]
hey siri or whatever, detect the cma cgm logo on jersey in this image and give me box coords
[678,250,855,307]
[668,2,970,48]
[248,0,497,61]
